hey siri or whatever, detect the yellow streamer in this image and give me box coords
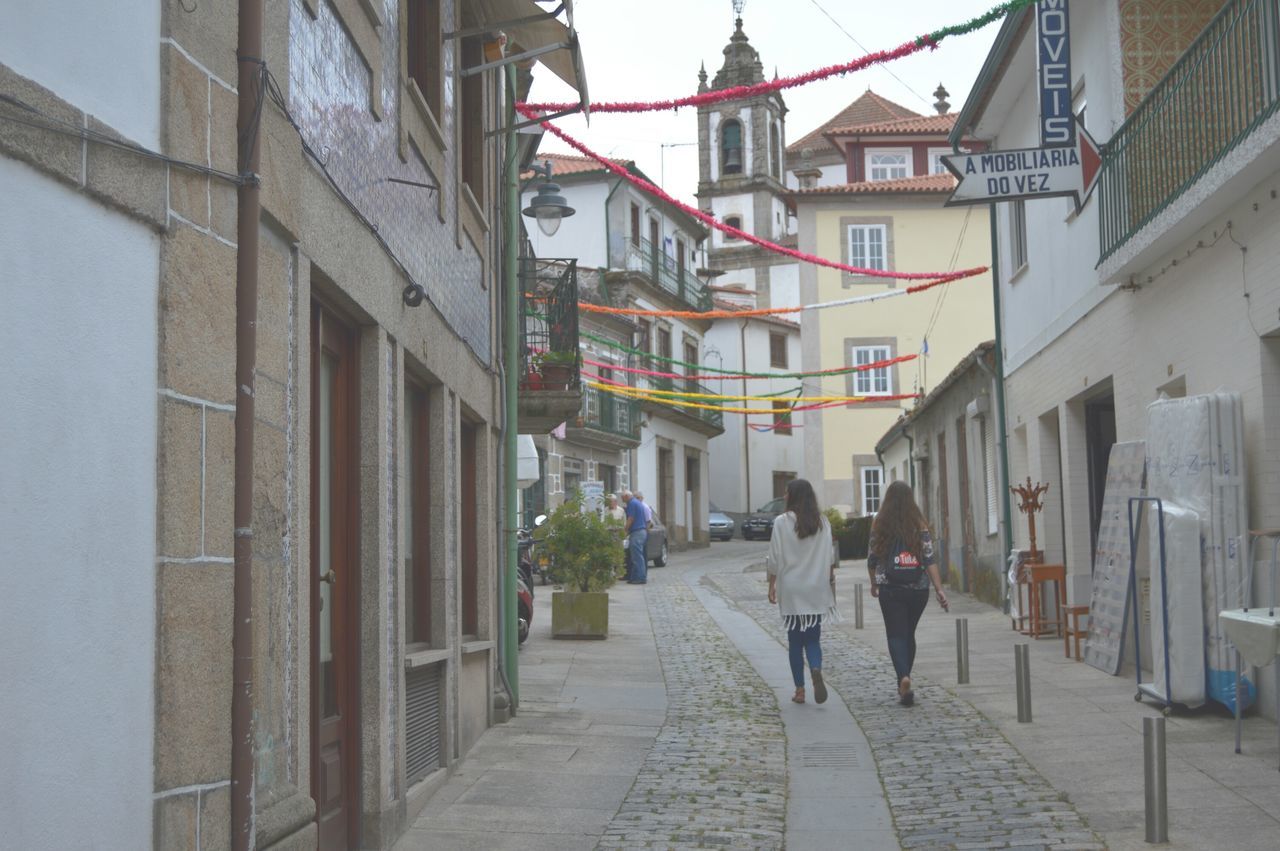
[592,382,882,412]
[592,381,874,404]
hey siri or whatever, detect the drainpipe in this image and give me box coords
[740,318,751,511]
[502,64,520,706]
[982,209,1014,613]
[231,0,264,846]
[905,429,916,490]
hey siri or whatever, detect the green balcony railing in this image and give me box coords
[1098,0,1280,263]
[519,258,580,391]
[638,373,723,431]
[617,238,712,311]
[580,387,641,441]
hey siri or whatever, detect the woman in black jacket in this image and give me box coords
[866,481,948,705]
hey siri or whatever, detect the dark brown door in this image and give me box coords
[658,447,675,531]
[310,305,361,851]
[955,417,975,592]
[937,432,950,564]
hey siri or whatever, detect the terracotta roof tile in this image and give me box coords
[786,90,920,157]
[788,173,956,196]
[522,152,629,179]
[826,112,958,137]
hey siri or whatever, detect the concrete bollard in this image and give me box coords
[854,583,864,629]
[956,618,970,684]
[1144,716,1169,843]
[1015,644,1032,722]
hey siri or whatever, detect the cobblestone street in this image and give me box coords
[400,541,1280,850]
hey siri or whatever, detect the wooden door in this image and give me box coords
[955,417,975,591]
[937,432,950,560]
[310,305,361,851]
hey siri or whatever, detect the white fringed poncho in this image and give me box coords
[767,512,841,631]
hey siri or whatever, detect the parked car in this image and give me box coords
[741,497,785,541]
[645,512,669,567]
[709,504,735,541]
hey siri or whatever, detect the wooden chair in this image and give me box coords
[1023,562,1066,638]
[1063,604,1090,660]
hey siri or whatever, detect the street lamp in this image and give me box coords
[522,160,575,237]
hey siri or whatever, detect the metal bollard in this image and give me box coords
[854,583,864,629]
[956,618,970,684]
[1015,644,1032,722]
[1144,716,1169,843]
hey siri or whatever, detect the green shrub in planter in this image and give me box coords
[541,493,623,592]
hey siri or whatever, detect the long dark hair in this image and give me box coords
[870,480,929,563]
[786,478,823,539]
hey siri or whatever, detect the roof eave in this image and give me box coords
[948,7,1033,149]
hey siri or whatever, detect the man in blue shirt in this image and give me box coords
[622,490,648,584]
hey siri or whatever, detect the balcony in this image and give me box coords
[518,258,583,434]
[1098,0,1280,268]
[612,238,712,311]
[566,387,641,449]
[635,372,725,436]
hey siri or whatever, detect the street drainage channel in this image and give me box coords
[799,743,860,768]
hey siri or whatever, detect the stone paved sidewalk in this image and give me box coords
[596,568,787,849]
[705,566,1105,850]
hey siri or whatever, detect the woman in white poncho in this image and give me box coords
[767,478,839,705]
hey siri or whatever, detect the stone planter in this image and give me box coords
[550,590,609,639]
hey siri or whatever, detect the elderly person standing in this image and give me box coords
[606,493,626,524]
[621,490,649,584]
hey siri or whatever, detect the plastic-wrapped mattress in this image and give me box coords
[1146,503,1205,707]
[1145,392,1251,711]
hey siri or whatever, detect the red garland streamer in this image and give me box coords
[581,352,918,383]
[522,37,933,114]
[516,105,988,286]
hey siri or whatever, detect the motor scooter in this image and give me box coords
[516,527,536,596]
[516,574,533,645]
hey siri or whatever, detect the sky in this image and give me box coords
[524,0,1006,204]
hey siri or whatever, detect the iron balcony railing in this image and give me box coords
[519,258,580,392]
[580,386,641,441]
[637,372,724,430]
[1098,0,1280,263]
[617,238,712,311]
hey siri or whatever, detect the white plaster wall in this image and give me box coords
[710,195,754,246]
[524,181,611,267]
[0,0,161,148]
[0,157,158,846]
[770,262,800,309]
[991,5,1122,373]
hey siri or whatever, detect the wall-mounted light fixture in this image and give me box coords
[521,160,575,236]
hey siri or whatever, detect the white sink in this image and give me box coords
[1220,609,1280,668]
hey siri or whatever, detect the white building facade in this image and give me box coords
[963,0,1280,717]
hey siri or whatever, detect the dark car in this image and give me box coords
[741,497,785,541]
[645,512,669,567]
[709,504,735,541]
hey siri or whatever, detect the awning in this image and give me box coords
[517,434,541,489]
[459,0,589,115]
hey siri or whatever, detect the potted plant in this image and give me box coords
[542,492,623,639]
[534,349,578,389]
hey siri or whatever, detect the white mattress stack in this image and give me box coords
[1145,392,1248,710]
[1147,504,1206,706]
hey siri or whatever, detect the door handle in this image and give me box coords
[320,569,336,585]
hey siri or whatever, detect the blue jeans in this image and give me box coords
[787,623,822,687]
[627,530,648,583]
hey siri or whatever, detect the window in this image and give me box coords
[721,119,743,175]
[405,383,432,646]
[683,340,698,396]
[598,463,617,495]
[459,36,484,199]
[460,423,479,637]
[770,123,782,179]
[866,149,910,181]
[1010,200,1028,272]
[724,215,742,239]
[676,237,686,280]
[771,400,793,435]
[563,457,583,496]
[657,326,672,361]
[980,415,999,535]
[772,471,796,499]
[769,332,787,368]
[928,147,951,175]
[862,466,884,515]
[406,0,442,120]
[847,224,887,272]
[630,202,641,247]
[648,217,660,252]
[853,345,892,396]
[636,319,652,357]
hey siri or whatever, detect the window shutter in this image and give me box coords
[984,417,999,535]
[405,663,443,784]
